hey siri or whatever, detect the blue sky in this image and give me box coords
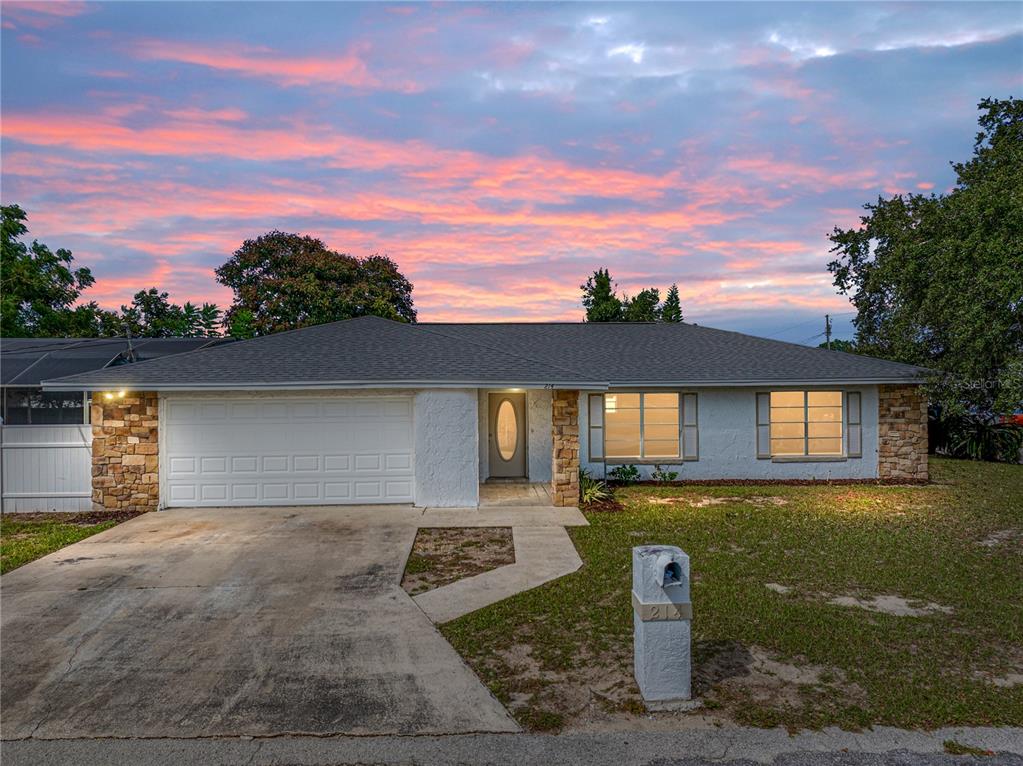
[2,1,1020,342]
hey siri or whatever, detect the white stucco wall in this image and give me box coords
[478,389,489,481]
[527,389,553,482]
[414,389,479,507]
[580,386,880,480]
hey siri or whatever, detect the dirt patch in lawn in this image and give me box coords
[827,593,954,617]
[765,583,955,618]
[478,637,864,733]
[581,499,626,514]
[702,642,866,710]
[978,528,1022,549]
[2,509,146,526]
[401,527,514,596]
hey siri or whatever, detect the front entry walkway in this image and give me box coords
[413,525,583,623]
[479,481,553,507]
[1,507,518,739]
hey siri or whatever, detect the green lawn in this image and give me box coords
[442,458,1023,732]
[0,512,138,574]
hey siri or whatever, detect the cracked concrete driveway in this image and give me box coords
[1,506,518,739]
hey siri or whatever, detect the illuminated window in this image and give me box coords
[765,391,843,457]
[594,392,694,461]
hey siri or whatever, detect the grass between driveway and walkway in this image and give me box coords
[442,458,1023,733]
[0,510,144,574]
[402,527,516,596]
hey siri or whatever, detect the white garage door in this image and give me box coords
[162,396,414,507]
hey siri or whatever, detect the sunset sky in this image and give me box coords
[2,2,1021,343]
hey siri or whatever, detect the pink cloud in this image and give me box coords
[2,1,92,29]
[131,38,420,91]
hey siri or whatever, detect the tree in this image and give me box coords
[227,307,256,340]
[120,289,221,338]
[1,204,108,337]
[215,231,416,336]
[818,339,857,353]
[580,268,623,322]
[661,284,683,322]
[181,302,222,338]
[622,288,661,322]
[828,97,1023,415]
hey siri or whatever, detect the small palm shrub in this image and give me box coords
[579,469,613,503]
[930,410,1023,463]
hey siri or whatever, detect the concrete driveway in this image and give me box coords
[1,506,518,739]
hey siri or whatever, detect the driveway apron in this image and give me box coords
[1,507,518,738]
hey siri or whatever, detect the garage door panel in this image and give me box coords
[163,396,414,507]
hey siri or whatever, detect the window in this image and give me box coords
[590,392,698,461]
[1,387,88,425]
[757,390,843,458]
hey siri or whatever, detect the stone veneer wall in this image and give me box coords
[877,384,928,481]
[551,390,580,506]
[92,391,160,512]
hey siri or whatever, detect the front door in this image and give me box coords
[488,393,526,478]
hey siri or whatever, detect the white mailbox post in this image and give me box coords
[632,545,695,709]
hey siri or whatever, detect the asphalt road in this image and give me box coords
[4,727,1022,766]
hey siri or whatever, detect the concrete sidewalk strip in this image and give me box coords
[4,726,1022,766]
[413,526,583,623]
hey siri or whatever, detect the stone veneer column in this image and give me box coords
[91,391,160,512]
[877,384,928,481]
[551,390,580,506]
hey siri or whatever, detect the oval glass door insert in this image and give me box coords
[496,399,518,461]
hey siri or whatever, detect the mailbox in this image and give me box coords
[632,545,695,708]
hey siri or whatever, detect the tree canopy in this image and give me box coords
[120,288,221,338]
[828,97,1023,415]
[1,205,221,338]
[580,268,683,322]
[1,204,109,337]
[580,268,623,322]
[661,284,683,323]
[622,288,661,322]
[215,231,416,336]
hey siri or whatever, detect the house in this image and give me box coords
[40,316,929,512]
[1,337,221,511]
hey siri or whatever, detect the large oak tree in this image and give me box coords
[215,231,416,336]
[828,98,1023,414]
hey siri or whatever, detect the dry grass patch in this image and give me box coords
[401,527,514,596]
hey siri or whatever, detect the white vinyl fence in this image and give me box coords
[0,425,93,512]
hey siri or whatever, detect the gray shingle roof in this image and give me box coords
[423,323,928,385]
[41,316,926,390]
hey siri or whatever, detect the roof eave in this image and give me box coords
[40,379,611,392]
[605,376,927,387]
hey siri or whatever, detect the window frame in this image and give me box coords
[593,391,698,463]
[757,389,848,461]
[1,386,90,426]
